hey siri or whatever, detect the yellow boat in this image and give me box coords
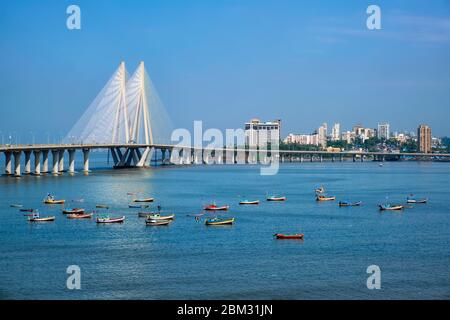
[43,199,65,204]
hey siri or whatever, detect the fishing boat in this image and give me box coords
[204,204,230,211]
[339,201,362,207]
[239,200,260,205]
[138,211,158,218]
[147,214,175,220]
[266,196,286,202]
[43,194,65,204]
[28,214,55,222]
[129,204,150,209]
[406,196,428,204]
[62,208,85,214]
[67,213,93,219]
[205,217,235,225]
[316,195,336,201]
[10,204,23,208]
[96,204,109,209]
[96,215,125,223]
[274,233,304,240]
[20,208,36,212]
[133,198,154,203]
[145,219,171,226]
[379,204,403,211]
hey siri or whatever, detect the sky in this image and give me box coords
[0,0,449,144]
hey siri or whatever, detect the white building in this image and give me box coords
[245,118,281,147]
[377,123,390,140]
[331,123,340,141]
[341,131,355,144]
[284,133,319,145]
[318,123,327,148]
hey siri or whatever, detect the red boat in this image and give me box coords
[62,208,85,214]
[274,233,304,240]
[203,204,229,211]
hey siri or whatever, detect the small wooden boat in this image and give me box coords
[146,219,171,226]
[138,211,158,218]
[62,208,85,214]
[205,217,234,225]
[379,204,403,211]
[44,199,65,204]
[10,204,23,208]
[20,208,36,212]
[204,204,230,211]
[96,204,109,209]
[339,201,362,207]
[28,215,55,222]
[316,195,336,201]
[129,204,150,209]
[274,233,304,240]
[147,214,175,220]
[67,213,93,219]
[266,196,286,202]
[96,216,125,223]
[239,200,260,205]
[406,198,427,204]
[133,198,154,203]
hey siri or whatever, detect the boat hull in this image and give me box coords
[67,213,93,219]
[339,201,362,207]
[205,218,234,225]
[379,205,403,211]
[274,233,304,240]
[29,216,55,222]
[266,197,286,202]
[316,196,336,201]
[96,216,125,223]
[204,205,229,211]
[62,208,85,214]
[44,200,65,204]
[146,220,171,226]
[133,198,154,203]
[239,201,260,205]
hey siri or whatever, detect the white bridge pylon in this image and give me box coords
[65,61,170,167]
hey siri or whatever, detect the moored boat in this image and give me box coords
[20,208,36,212]
[96,204,109,209]
[204,204,229,211]
[266,196,286,202]
[147,214,175,221]
[96,215,125,223]
[379,204,403,211]
[205,217,234,225]
[67,213,93,219]
[10,204,23,208]
[129,204,150,209]
[339,201,362,207]
[133,198,154,203]
[28,215,55,222]
[62,208,85,214]
[239,200,260,205]
[274,233,304,240]
[44,199,65,204]
[145,219,171,226]
[316,195,336,201]
[406,197,427,204]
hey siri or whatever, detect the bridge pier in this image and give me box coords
[300,155,303,163]
[24,151,31,174]
[340,155,343,162]
[352,155,356,162]
[13,151,21,177]
[83,149,90,172]
[33,150,41,175]
[361,155,364,162]
[42,150,49,173]
[68,149,76,174]
[4,152,12,175]
[320,155,323,162]
[58,150,65,172]
[310,155,314,162]
[52,150,59,175]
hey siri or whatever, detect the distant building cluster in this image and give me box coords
[244,118,281,148]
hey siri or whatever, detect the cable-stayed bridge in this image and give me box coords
[1,62,449,177]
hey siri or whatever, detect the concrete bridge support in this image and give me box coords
[352,155,356,162]
[83,149,90,172]
[4,152,12,175]
[58,150,65,172]
[33,151,41,175]
[42,150,49,173]
[52,150,59,174]
[13,151,21,177]
[68,149,76,174]
[320,155,323,162]
[300,155,304,163]
[24,151,31,174]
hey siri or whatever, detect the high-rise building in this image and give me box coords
[377,123,390,140]
[318,124,327,148]
[245,118,281,147]
[331,123,340,141]
[284,133,319,145]
[417,124,432,153]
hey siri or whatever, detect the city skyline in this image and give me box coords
[1,0,449,143]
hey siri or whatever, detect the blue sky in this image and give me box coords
[0,0,449,143]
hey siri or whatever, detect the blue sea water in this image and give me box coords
[0,157,449,299]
